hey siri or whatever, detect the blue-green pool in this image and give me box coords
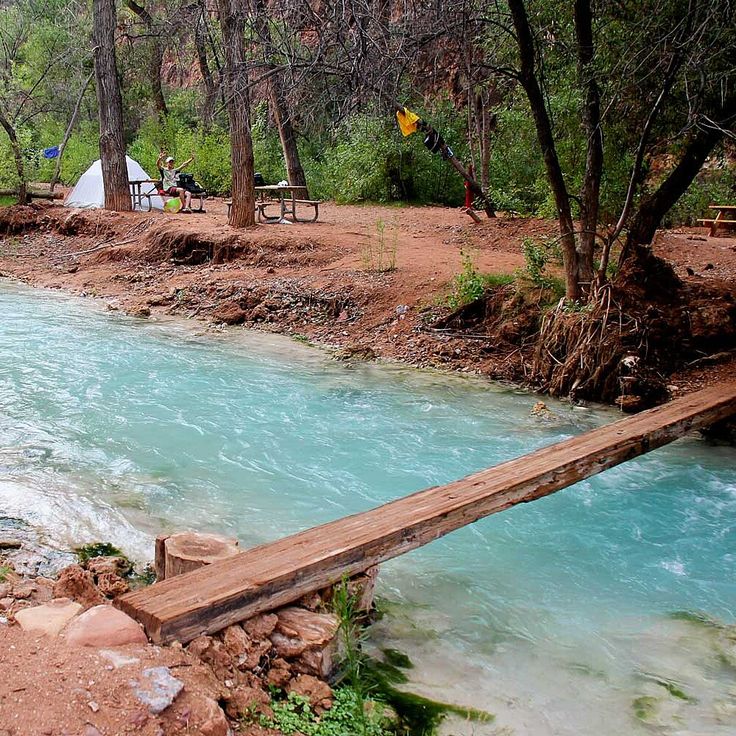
[1,281,734,734]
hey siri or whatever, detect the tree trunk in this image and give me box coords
[195,7,218,130]
[252,0,308,192]
[93,0,131,211]
[50,71,94,192]
[0,106,28,204]
[269,73,308,192]
[124,0,168,118]
[624,128,730,259]
[217,0,255,227]
[509,0,579,300]
[622,86,736,260]
[473,93,495,193]
[574,0,603,289]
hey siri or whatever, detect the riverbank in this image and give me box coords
[0,542,361,736]
[1,200,735,404]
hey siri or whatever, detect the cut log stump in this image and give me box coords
[155,532,240,581]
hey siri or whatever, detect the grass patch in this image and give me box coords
[362,219,397,273]
[0,195,17,207]
[0,565,12,581]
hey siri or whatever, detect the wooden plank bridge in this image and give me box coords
[118,382,736,644]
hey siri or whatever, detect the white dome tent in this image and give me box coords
[64,156,164,211]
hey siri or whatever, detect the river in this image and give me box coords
[1,281,734,734]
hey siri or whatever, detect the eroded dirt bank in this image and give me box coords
[1,200,735,402]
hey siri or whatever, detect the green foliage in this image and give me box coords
[129,563,156,588]
[330,579,492,736]
[0,565,12,581]
[301,99,467,206]
[260,689,391,736]
[74,542,125,565]
[331,577,371,731]
[520,236,564,290]
[447,250,514,309]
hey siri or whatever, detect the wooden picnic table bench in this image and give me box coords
[698,204,736,237]
[226,185,320,223]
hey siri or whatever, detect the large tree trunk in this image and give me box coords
[269,71,308,192]
[0,106,27,204]
[124,0,168,118]
[252,0,308,192]
[574,0,603,289]
[623,91,736,260]
[51,71,94,192]
[93,0,131,211]
[508,0,580,300]
[217,0,255,227]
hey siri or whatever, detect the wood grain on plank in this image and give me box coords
[117,382,736,643]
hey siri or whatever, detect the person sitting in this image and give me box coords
[156,151,195,213]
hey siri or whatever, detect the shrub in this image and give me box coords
[447,250,514,308]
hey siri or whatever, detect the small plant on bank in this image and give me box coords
[332,577,372,734]
[362,219,397,273]
[447,250,514,309]
[0,565,12,581]
[74,541,125,565]
[521,236,554,287]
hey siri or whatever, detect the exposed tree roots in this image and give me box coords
[532,246,736,409]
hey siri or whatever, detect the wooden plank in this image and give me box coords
[117,383,736,644]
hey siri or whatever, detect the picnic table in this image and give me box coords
[129,179,157,212]
[226,185,320,224]
[130,179,207,213]
[698,204,736,237]
[256,185,320,223]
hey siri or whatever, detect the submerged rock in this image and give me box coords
[0,516,75,576]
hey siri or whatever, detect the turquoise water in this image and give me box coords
[1,281,735,734]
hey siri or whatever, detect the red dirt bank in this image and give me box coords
[0,199,734,396]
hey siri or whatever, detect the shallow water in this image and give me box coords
[1,281,735,734]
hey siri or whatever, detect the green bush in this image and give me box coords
[258,689,391,736]
[447,250,514,308]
